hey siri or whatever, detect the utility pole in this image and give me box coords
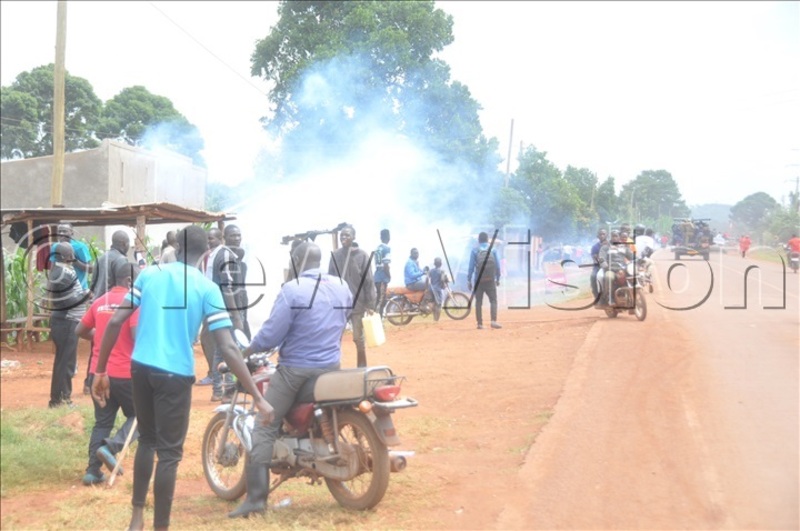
[504,119,514,187]
[51,1,67,207]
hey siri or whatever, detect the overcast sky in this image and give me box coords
[2,0,799,207]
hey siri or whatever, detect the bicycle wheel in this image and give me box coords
[443,291,471,320]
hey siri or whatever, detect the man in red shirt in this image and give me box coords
[787,234,800,253]
[76,261,140,486]
[739,235,752,258]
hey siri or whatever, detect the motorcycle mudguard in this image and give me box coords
[370,410,401,446]
[212,404,247,415]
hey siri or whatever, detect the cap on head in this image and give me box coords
[478,232,489,244]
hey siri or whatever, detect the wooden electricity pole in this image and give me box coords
[504,119,514,187]
[51,1,67,207]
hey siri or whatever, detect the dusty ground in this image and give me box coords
[5,253,794,531]
[0,305,591,530]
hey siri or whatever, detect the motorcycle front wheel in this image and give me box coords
[443,291,471,320]
[324,409,390,510]
[384,297,413,326]
[634,289,647,321]
[202,411,247,500]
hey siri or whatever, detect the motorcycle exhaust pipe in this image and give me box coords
[390,455,407,473]
[389,450,414,473]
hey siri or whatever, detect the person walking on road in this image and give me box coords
[467,231,502,330]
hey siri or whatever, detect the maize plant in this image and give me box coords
[3,246,45,319]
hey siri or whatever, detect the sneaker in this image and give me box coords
[96,445,123,475]
[211,393,223,402]
[477,324,484,330]
[490,322,503,329]
[82,472,106,486]
[196,376,213,386]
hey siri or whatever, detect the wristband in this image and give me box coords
[95,371,108,377]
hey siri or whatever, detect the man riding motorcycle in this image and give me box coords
[597,230,634,306]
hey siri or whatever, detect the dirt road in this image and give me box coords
[499,250,799,529]
[1,249,797,529]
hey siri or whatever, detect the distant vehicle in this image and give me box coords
[671,218,712,261]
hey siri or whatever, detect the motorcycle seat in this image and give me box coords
[387,286,426,304]
[314,366,394,402]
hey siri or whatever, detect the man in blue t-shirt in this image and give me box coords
[91,225,273,531]
[55,223,94,289]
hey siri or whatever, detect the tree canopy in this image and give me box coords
[1,64,101,158]
[1,66,204,165]
[250,0,499,197]
[618,170,690,226]
[730,192,780,236]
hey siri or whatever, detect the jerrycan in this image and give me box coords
[362,312,385,347]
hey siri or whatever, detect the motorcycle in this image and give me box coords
[787,248,800,274]
[595,262,648,321]
[202,331,418,510]
[383,272,470,326]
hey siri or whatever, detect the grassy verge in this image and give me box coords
[1,406,433,530]
[0,405,97,497]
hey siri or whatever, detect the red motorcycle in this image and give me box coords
[202,331,418,510]
[383,273,470,325]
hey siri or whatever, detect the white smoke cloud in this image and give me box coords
[233,54,503,324]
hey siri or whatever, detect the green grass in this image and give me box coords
[748,246,790,265]
[0,405,96,496]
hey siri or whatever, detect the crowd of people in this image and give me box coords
[31,216,800,528]
[34,220,507,529]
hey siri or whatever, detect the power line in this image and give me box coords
[147,2,269,99]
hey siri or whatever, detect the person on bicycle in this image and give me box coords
[230,241,353,518]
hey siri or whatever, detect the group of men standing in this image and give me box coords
[40,220,507,529]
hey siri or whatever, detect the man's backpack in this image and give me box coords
[476,248,497,283]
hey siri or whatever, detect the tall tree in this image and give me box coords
[100,86,205,166]
[511,146,587,240]
[618,169,689,225]
[249,0,498,200]
[0,87,38,159]
[0,64,101,158]
[730,192,780,237]
[594,176,619,227]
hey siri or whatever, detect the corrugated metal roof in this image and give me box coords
[1,202,235,228]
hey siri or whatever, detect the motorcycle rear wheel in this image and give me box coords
[384,297,412,326]
[443,291,471,320]
[324,409,390,510]
[202,411,247,501]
